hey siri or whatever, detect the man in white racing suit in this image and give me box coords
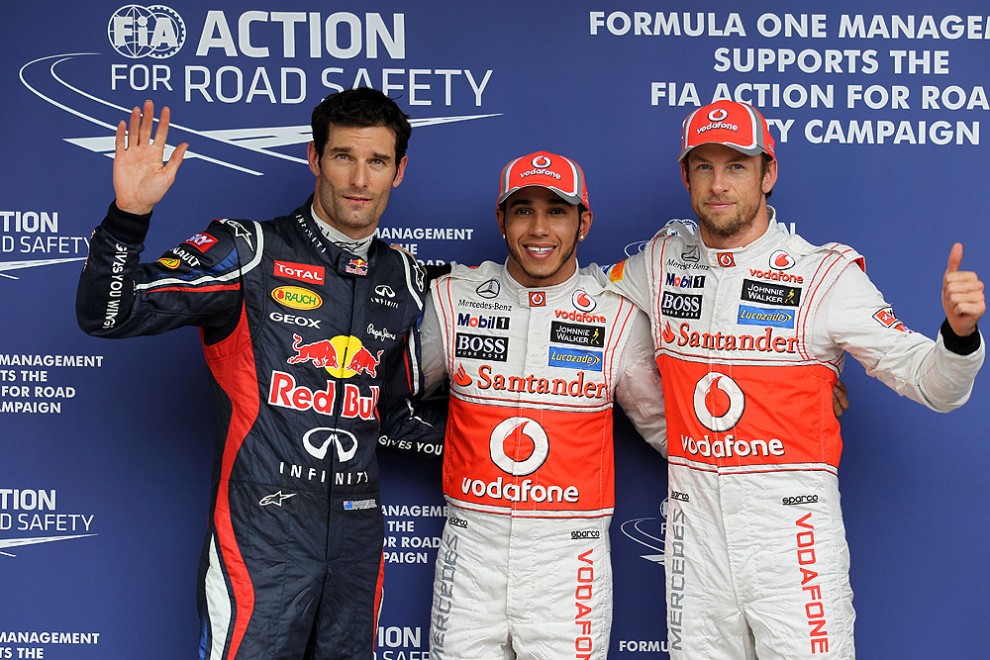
[607,100,986,659]
[419,151,667,659]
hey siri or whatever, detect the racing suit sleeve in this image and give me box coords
[377,287,448,456]
[420,288,449,396]
[823,263,984,411]
[613,309,667,457]
[606,249,654,313]
[76,202,243,340]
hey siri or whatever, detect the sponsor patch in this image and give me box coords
[528,291,546,307]
[572,289,597,312]
[455,333,508,361]
[274,260,325,285]
[661,291,703,319]
[548,347,603,371]
[457,312,509,330]
[665,272,707,289]
[343,499,378,511]
[737,305,796,328]
[476,279,500,298]
[271,286,323,310]
[346,258,368,276]
[717,252,735,267]
[873,307,910,332]
[741,279,801,307]
[183,232,218,253]
[608,260,626,282]
[157,257,181,269]
[551,321,605,347]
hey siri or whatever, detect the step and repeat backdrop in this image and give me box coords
[2,1,989,658]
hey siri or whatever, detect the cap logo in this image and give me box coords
[708,108,729,122]
[532,155,552,168]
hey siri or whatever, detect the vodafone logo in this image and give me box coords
[490,416,549,476]
[532,155,552,168]
[572,289,596,312]
[708,108,729,122]
[693,373,745,432]
[769,250,796,270]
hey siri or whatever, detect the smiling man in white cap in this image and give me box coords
[419,150,667,659]
[607,99,985,659]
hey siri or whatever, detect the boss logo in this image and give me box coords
[661,291,702,319]
[454,333,508,361]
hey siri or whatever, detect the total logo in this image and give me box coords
[693,372,745,432]
[287,333,382,378]
[108,4,186,59]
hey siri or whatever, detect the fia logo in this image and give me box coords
[108,5,186,59]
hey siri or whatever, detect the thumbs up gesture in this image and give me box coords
[943,243,985,337]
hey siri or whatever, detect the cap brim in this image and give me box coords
[678,142,768,162]
[498,184,583,207]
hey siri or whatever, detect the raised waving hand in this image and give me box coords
[113,100,188,215]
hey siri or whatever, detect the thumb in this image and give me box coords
[946,242,963,274]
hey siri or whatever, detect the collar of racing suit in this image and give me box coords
[692,206,789,269]
[492,259,607,307]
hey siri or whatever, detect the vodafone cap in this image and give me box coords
[498,151,590,210]
[678,100,775,162]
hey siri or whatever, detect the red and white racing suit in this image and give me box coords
[419,261,666,659]
[608,212,984,659]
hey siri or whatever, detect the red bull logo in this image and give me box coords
[287,334,339,368]
[287,334,382,379]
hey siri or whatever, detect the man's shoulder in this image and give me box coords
[783,228,866,271]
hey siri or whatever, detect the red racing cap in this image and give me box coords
[498,151,590,210]
[678,100,775,162]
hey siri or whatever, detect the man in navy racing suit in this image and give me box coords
[76,89,429,660]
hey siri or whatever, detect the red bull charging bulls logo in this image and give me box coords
[287,334,383,378]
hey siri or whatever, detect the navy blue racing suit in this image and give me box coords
[77,199,428,659]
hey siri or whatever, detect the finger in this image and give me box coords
[946,242,963,274]
[164,142,188,176]
[127,106,141,148]
[114,120,126,152]
[156,105,171,152]
[139,99,155,145]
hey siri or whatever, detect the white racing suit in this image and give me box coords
[607,212,984,659]
[419,261,666,659]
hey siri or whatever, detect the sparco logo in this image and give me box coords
[571,530,601,539]
[661,291,702,320]
[783,495,819,506]
[108,5,186,58]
